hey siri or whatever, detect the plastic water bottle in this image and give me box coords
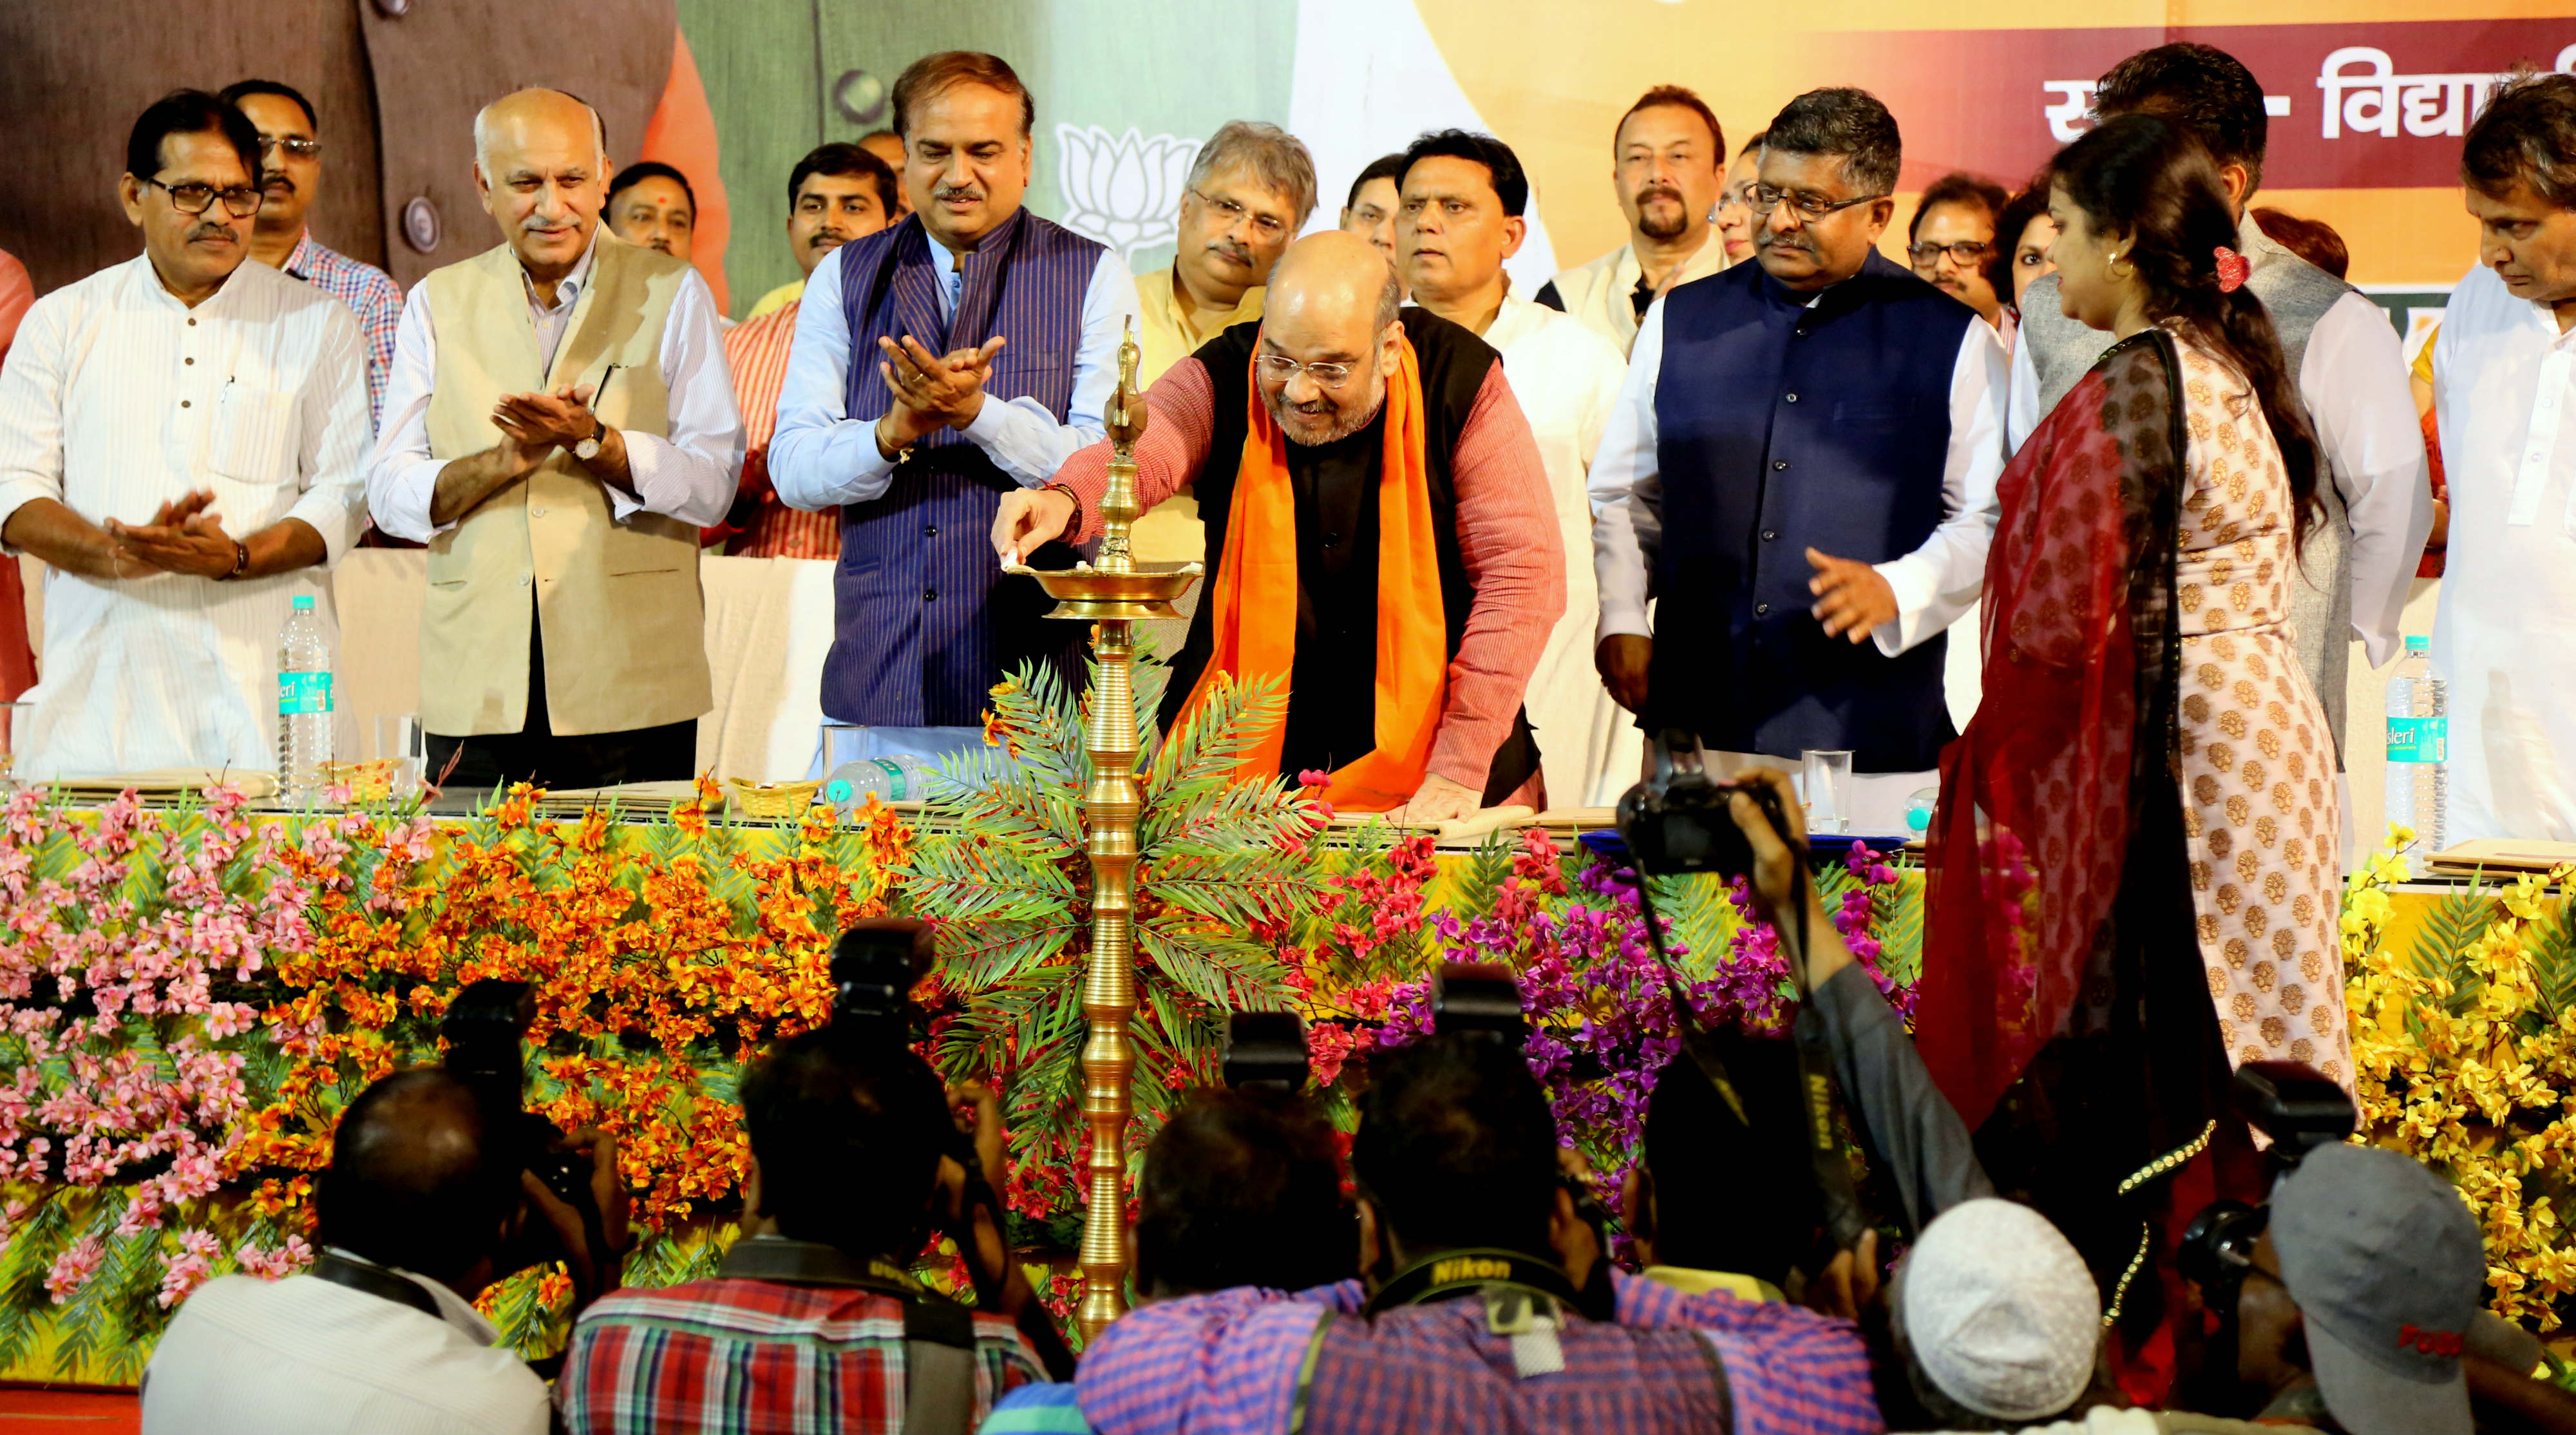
[2383,634,2447,853]
[824,755,931,814]
[277,594,334,805]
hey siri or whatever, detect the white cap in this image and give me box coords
[1900,1199,2100,1421]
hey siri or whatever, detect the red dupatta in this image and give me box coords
[1919,330,2190,1132]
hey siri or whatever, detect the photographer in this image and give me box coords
[1072,1032,1880,1435]
[983,1084,1356,1432]
[558,1030,1059,1434]
[142,1069,623,1434]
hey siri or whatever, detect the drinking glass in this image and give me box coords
[1801,749,1854,836]
[378,713,426,799]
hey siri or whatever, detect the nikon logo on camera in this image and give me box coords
[1432,1256,1514,1286]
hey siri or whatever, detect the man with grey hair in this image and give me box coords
[1128,120,1317,561]
[368,87,743,790]
[1591,86,2005,833]
[997,230,1563,826]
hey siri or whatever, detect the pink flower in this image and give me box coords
[44,1235,103,1303]
[234,1234,314,1280]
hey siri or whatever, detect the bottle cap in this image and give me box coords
[2405,634,2429,652]
[292,595,316,612]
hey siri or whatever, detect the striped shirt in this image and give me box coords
[1070,1271,1882,1435]
[281,231,403,430]
[715,299,839,558]
[0,254,370,777]
[558,1276,1044,1435]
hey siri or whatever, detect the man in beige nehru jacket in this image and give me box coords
[368,88,743,789]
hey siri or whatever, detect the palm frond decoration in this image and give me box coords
[911,649,1326,1197]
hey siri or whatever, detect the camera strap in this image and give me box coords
[717,1237,978,1434]
[310,1251,444,1322]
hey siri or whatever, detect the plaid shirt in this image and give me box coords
[1072,1270,1881,1435]
[281,231,402,430]
[558,1275,1043,1435]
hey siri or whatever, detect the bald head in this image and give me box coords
[1267,229,1403,335]
[473,88,605,171]
[1255,231,1406,446]
[316,1069,518,1284]
[472,89,612,280]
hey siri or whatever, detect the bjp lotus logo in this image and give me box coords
[1055,124,1202,262]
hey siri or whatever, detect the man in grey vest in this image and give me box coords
[2010,44,2431,813]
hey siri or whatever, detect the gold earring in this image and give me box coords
[2108,251,2133,277]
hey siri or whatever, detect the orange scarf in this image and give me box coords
[1177,336,1448,811]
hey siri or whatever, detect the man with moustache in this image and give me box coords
[0,90,371,779]
[1135,122,1316,386]
[1128,121,1318,564]
[604,162,698,263]
[367,88,743,789]
[772,52,1138,762]
[1906,172,2007,334]
[221,79,404,428]
[1397,129,1632,809]
[716,144,898,558]
[994,231,1562,824]
[1537,86,1730,357]
[1591,88,2007,832]
[743,144,897,320]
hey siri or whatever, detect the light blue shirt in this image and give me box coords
[770,233,1139,511]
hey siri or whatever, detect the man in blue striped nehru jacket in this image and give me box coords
[772,51,1139,761]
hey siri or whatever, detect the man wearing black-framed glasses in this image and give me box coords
[0,89,371,783]
[1591,86,2007,833]
[221,79,405,432]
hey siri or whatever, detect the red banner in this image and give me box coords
[1836,20,2576,190]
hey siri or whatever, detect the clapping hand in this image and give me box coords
[104,490,241,579]
[492,381,599,454]
[879,334,1003,443]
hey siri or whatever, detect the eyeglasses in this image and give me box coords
[145,178,262,217]
[257,136,323,158]
[1714,184,1759,215]
[1907,240,1994,267]
[1749,185,1886,222]
[1192,188,1290,241]
[1255,352,1364,390]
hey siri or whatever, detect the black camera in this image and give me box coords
[1432,962,1528,1043]
[1615,730,1802,882]
[443,978,601,1223]
[2178,1061,2356,1315]
[1222,1011,1311,1093]
[829,921,932,1047]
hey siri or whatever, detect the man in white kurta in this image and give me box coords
[0,95,368,780]
[1396,133,1634,809]
[2429,77,2576,843]
[1532,88,1730,359]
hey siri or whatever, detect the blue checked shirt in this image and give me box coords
[1070,1269,1883,1435]
[281,232,402,430]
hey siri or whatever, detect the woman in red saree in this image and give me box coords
[1920,113,2337,1384]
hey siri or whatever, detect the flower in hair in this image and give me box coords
[2214,245,2249,294]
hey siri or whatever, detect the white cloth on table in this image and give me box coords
[1479,292,1640,808]
[2429,263,2576,842]
[768,243,1138,509]
[365,229,741,542]
[140,1265,547,1435]
[0,255,369,777]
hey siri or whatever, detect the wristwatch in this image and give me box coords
[574,417,607,462]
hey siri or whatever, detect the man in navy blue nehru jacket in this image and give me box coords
[1590,86,2005,831]
[771,51,1139,763]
